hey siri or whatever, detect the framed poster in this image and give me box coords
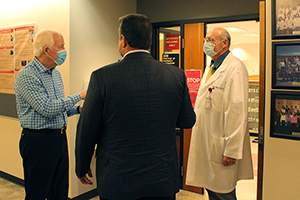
[272,0,300,39]
[0,24,36,118]
[272,41,300,89]
[0,24,36,94]
[271,91,300,140]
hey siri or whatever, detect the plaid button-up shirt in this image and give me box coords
[14,57,81,129]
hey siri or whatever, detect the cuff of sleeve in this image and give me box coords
[77,105,80,114]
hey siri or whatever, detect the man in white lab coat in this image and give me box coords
[186,27,253,200]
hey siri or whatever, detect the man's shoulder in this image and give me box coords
[17,63,37,77]
[92,56,184,76]
[226,53,245,67]
[92,61,120,74]
[222,53,248,76]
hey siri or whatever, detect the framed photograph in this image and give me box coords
[272,0,300,39]
[271,91,300,140]
[272,41,300,89]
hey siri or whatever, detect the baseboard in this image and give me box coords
[0,170,98,200]
[0,170,24,186]
[70,189,98,200]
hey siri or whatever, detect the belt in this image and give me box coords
[23,127,67,134]
[59,127,67,134]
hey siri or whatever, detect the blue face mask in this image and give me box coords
[48,48,67,65]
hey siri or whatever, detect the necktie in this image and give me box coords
[206,64,215,83]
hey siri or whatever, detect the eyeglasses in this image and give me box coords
[204,37,216,43]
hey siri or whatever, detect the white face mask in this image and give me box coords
[203,40,224,57]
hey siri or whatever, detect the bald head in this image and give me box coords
[208,27,231,46]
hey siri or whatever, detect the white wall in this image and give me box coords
[263,0,300,199]
[68,0,136,198]
[231,43,259,76]
[0,0,71,181]
[0,0,136,198]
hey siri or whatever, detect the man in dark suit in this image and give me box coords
[75,13,196,200]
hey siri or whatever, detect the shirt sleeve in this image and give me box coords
[67,105,80,117]
[15,71,82,118]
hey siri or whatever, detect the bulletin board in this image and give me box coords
[0,24,36,118]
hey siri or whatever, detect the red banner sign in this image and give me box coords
[165,34,180,50]
[185,70,201,109]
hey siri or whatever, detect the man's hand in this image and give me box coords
[222,156,236,167]
[79,170,93,185]
[78,106,83,113]
[79,90,87,100]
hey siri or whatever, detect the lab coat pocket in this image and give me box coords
[211,89,224,112]
[209,134,227,163]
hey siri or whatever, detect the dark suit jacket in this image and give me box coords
[75,52,195,200]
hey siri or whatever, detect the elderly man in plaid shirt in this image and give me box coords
[14,29,86,200]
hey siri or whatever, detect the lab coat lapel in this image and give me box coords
[200,53,232,91]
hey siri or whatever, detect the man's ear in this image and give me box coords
[121,35,128,48]
[43,46,49,55]
[222,39,229,48]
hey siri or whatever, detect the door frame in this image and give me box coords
[257,1,266,199]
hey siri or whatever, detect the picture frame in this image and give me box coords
[272,41,300,89]
[272,0,300,39]
[271,91,300,140]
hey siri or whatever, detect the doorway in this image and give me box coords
[152,18,263,200]
[206,21,260,200]
[158,26,184,188]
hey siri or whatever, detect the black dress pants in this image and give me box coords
[20,128,69,200]
[206,188,237,200]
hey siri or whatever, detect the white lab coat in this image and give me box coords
[186,53,253,193]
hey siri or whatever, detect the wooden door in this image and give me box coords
[182,22,205,194]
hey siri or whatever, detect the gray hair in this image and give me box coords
[220,30,231,46]
[33,29,61,57]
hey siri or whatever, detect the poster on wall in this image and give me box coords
[185,70,201,109]
[0,25,35,94]
[272,0,300,39]
[272,41,300,89]
[271,91,300,140]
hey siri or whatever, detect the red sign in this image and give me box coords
[185,70,201,109]
[165,34,180,50]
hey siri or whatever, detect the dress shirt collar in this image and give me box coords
[121,49,150,60]
[211,50,230,71]
[32,57,55,74]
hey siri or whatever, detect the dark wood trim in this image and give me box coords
[257,1,266,200]
[152,14,259,28]
[0,170,24,186]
